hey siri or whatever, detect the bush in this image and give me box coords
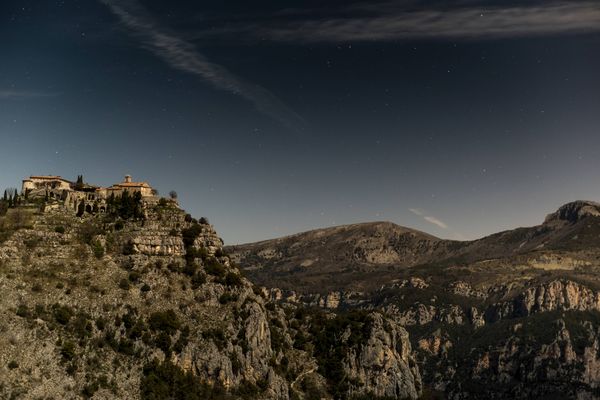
[155,332,172,356]
[55,226,65,234]
[8,360,18,370]
[32,283,43,292]
[114,220,124,231]
[191,273,206,290]
[119,278,131,290]
[92,241,104,259]
[61,340,76,360]
[53,304,74,325]
[202,329,226,350]
[118,338,136,356]
[129,271,141,283]
[141,283,151,292]
[219,293,238,304]
[148,310,180,335]
[77,222,103,245]
[96,317,106,331]
[72,314,93,339]
[140,360,227,400]
[205,260,226,278]
[225,273,242,287]
[122,241,135,255]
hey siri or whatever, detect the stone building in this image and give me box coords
[22,176,72,192]
[102,175,154,197]
[21,174,159,215]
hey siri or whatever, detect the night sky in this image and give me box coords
[1,1,600,244]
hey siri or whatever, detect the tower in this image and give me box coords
[124,175,132,183]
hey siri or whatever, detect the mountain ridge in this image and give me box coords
[226,200,600,293]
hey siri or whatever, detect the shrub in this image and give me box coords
[122,241,135,255]
[61,340,76,360]
[96,317,106,331]
[214,248,226,257]
[205,260,226,277]
[117,338,136,356]
[202,329,226,350]
[82,382,98,399]
[92,241,104,259]
[119,278,131,290]
[77,222,103,245]
[191,273,206,290]
[155,332,172,356]
[53,304,74,325]
[140,360,227,400]
[199,217,209,225]
[72,314,93,339]
[54,226,65,234]
[24,237,41,249]
[128,271,141,283]
[148,310,180,335]
[8,360,18,370]
[32,283,43,292]
[219,293,238,304]
[225,273,242,287]
[141,283,151,292]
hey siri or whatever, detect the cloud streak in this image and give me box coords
[209,1,600,43]
[0,90,59,100]
[409,208,448,229]
[99,0,305,131]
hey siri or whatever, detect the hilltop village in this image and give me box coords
[20,174,163,215]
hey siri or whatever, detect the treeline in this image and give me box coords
[106,191,144,220]
[0,188,22,216]
[76,191,144,220]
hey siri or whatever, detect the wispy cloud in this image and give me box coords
[99,0,305,131]
[408,207,467,240]
[0,90,59,100]
[205,1,600,43]
[423,215,448,230]
[409,208,448,229]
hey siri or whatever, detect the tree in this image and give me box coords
[169,191,178,200]
[76,200,85,217]
[74,175,84,190]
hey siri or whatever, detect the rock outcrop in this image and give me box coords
[344,313,422,399]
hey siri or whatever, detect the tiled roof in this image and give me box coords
[23,175,73,183]
[110,182,151,188]
[27,176,72,183]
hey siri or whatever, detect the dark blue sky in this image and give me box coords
[1,0,600,244]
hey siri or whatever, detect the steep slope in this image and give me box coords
[0,203,421,400]
[227,221,462,293]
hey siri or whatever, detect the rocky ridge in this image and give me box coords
[229,200,600,399]
[0,203,421,400]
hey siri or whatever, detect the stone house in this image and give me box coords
[22,176,72,192]
[21,174,158,214]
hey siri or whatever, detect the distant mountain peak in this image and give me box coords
[545,200,600,224]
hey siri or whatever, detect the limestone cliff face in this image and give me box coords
[487,279,600,322]
[0,204,423,400]
[344,313,422,399]
[451,318,600,399]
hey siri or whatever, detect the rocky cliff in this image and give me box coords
[0,202,421,400]
[227,200,600,399]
